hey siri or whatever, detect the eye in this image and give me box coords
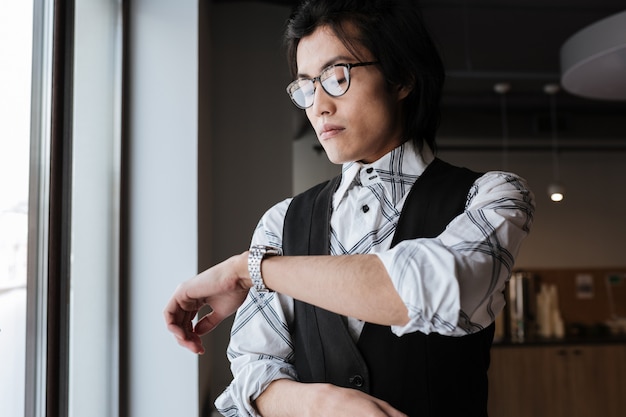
[300,80,315,96]
[321,66,349,96]
[334,66,349,85]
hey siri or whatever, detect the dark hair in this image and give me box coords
[284,0,445,153]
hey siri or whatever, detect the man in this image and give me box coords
[164,1,535,416]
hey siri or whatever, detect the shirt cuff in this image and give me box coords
[214,363,297,417]
[375,240,462,336]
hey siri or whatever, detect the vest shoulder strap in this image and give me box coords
[283,175,340,256]
[392,158,481,243]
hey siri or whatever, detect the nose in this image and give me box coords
[310,81,335,116]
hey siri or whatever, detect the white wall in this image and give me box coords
[127,1,198,416]
[70,1,121,416]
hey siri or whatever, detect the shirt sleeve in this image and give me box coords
[214,199,298,417]
[375,171,535,337]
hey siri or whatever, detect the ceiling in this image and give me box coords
[218,0,626,145]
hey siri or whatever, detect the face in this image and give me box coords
[295,25,410,164]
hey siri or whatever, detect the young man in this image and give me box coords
[164,1,535,416]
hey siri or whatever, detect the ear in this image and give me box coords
[396,83,413,101]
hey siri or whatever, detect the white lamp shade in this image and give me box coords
[560,10,626,101]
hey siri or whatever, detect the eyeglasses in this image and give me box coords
[286,62,379,109]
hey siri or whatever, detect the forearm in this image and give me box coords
[254,379,311,417]
[260,254,409,327]
[254,379,407,417]
[165,250,408,352]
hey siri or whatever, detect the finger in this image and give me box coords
[165,319,205,354]
[163,297,190,326]
[374,399,408,417]
[166,322,188,340]
[163,281,207,317]
[167,312,205,354]
[164,306,197,334]
[174,332,205,355]
[194,311,225,336]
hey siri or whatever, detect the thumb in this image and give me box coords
[194,310,225,335]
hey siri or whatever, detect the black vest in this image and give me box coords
[283,158,495,417]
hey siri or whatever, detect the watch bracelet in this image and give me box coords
[248,245,282,292]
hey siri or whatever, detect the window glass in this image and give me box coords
[0,1,34,416]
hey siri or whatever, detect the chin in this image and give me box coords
[325,153,350,165]
[318,147,343,165]
[320,143,360,165]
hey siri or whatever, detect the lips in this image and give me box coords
[318,123,345,140]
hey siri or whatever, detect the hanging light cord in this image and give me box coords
[500,92,509,170]
[547,84,560,182]
[494,82,511,171]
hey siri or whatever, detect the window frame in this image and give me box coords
[25,1,123,416]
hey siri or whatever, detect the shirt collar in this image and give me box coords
[334,141,435,207]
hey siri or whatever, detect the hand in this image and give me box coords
[255,380,408,417]
[163,252,251,354]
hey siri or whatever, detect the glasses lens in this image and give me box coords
[286,65,353,109]
[288,80,315,109]
[321,65,350,97]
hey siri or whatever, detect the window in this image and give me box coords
[7,2,200,416]
[5,1,123,416]
[0,1,34,416]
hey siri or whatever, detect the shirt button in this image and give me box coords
[349,375,364,387]
[362,205,370,213]
[366,167,374,174]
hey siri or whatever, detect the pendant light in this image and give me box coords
[494,82,511,171]
[561,10,626,101]
[545,83,565,202]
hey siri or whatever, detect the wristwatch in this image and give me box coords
[248,245,282,292]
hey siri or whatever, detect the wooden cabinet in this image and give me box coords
[488,343,626,417]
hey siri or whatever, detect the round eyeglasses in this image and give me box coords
[286,62,379,109]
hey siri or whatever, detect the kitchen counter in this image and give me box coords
[493,334,626,347]
[488,340,626,417]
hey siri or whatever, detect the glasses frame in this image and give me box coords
[286,61,379,109]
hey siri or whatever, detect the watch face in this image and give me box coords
[251,245,282,256]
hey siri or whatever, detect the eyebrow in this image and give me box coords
[296,55,356,79]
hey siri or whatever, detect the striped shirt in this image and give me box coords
[215,141,535,417]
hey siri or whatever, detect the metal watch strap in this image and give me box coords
[248,245,282,292]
